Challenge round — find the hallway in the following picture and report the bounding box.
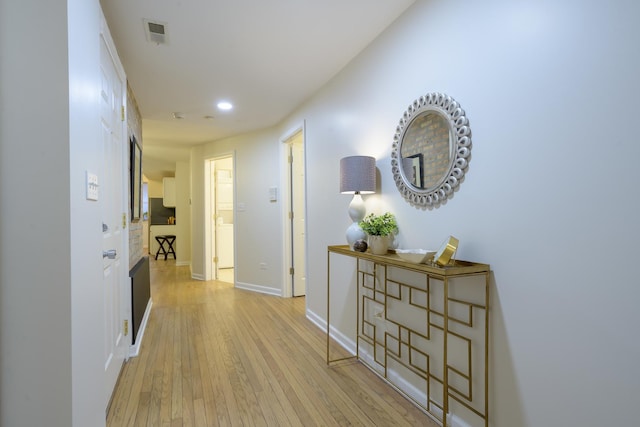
[106,258,437,426]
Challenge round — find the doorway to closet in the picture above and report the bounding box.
[205,155,235,283]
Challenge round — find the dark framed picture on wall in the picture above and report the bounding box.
[130,136,142,221]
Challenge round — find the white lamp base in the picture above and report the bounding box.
[346,193,367,249]
[346,222,367,248]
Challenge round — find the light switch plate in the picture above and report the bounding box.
[268,186,277,202]
[86,171,99,201]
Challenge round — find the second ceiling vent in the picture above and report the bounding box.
[143,19,169,45]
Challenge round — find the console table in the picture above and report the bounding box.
[326,245,490,427]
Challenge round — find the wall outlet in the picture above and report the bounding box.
[259,262,267,270]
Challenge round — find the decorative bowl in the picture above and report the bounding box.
[395,249,436,264]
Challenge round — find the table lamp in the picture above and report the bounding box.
[340,156,376,249]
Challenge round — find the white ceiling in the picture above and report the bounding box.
[100,0,415,180]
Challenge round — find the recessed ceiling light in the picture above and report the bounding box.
[173,112,185,119]
[217,101,233,111]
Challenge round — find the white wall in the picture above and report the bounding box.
[279,1,640,426]
[191,146,206,277]
[190,1,640,425]
[175,161,191,265]
[0,0,106,426]
[0,0,73,424]
[191,129,283,292]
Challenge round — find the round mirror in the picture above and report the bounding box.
[391,93,472,208]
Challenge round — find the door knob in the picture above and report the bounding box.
[103,249,117,259]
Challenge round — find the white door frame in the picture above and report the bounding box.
[280,122,307,297]
[204,153,236,281]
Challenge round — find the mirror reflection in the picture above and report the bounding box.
[390,92,472,209]
[400,111,451,190]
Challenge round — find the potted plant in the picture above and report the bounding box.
[359,212,398,255]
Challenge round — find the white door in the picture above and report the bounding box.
[290,135,306,296]
[208,157,235,279]
[101,33,128,410]
[215,160,234,271]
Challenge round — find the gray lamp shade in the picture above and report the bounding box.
[340,156,376,194]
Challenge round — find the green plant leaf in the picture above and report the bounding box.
[359,212,398,236]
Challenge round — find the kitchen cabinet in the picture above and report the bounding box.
[163,177,176,207]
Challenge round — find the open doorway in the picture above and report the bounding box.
[282,126,307,297]
[204,155,235,282]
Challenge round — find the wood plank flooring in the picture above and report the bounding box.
[107,258,438,427]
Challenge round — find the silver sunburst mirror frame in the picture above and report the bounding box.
[391,92,472,209]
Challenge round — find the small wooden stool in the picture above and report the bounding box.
[155,235,176,260]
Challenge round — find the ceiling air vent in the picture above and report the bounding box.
[143,19,169,45]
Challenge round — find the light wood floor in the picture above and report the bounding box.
[107,258,438,427]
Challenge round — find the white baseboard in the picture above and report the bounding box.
[234,281,282,297]
[129,298,152,358]
[306,308,356,355]
[189,276,281,298]
[305,308,325,330]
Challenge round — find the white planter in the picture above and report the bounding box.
[368,235,390,255]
